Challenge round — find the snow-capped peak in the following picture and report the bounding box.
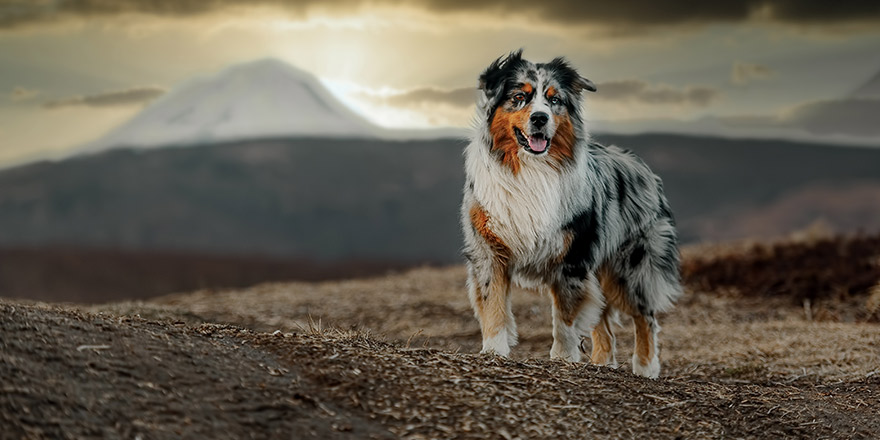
[82,58,382,152]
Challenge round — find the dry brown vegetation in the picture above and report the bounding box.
[683,233,880,321]
[0,247,418,303]
[3,234,880,438]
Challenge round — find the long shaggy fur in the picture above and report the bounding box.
[461,50,682,378]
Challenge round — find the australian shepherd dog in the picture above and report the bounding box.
[461,50,682,378]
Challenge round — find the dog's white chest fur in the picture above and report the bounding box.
[468,151,587,265]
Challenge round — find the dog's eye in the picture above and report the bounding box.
[549,97,562,106]
[513,93,526,103]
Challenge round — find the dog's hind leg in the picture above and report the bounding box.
[606,219,681,378]
[589,307,618,367]
[549,273,604,362]
[632,313,660,378]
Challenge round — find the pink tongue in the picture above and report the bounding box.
[528,136,548,152]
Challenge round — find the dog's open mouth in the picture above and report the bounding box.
[514,127,549,154]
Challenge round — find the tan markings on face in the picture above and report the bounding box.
[489,96,531,176]
[521,83,533,94]
[547,112,576,169]
[546,86,557,98]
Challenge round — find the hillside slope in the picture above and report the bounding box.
[3,299,879,439]
[3,235,880,438]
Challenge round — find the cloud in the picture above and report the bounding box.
[9,86,41,102]
[2,1,879,30]
[719,97,880,137]
[731,62,774,84]
[361,87,476,109]
[43,86,166,109]
[593,80,721,107]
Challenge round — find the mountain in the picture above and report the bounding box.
[2,134,880,264]
[595,69,880,145]
[82,59,383,153]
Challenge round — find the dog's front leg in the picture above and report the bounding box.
[549,272,604,362]
[466,203,516,356]
[467,260,515,356]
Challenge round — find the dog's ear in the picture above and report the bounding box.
[547,57,596,94]
[479,49,523,98]
[576,76,597,93]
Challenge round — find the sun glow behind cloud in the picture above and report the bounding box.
[320,78,471,128]
[0,1,878,166]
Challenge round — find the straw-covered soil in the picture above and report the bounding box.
[3,235,880,438]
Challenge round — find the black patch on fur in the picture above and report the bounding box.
[589,141,606,151]
[615,168,628,205]
[658,197,676,227]
[540,56,594,121]
[629,244,646,268]
[656,231,681,279]
[562,208,599,278]
[629,282,649,316]
[479,49,527,123]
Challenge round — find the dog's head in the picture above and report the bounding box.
[478,50,595,170]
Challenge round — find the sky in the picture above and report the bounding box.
[1,0,880,166]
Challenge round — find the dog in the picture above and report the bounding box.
[460,50,682,378]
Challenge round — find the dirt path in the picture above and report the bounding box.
[3,295,879,439]
[1,302,392,439]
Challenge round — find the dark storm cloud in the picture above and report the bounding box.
[43,86,165,108]
[365,87,476,109]
[594,80,720,107]
[2,0,879,29]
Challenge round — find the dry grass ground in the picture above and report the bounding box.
[3,235,880,438]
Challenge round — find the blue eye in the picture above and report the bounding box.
[550,97,561,105]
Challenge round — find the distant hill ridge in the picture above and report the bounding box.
[1,133,879,263]
[851,70,880,98]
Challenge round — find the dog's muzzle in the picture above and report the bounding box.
[514,127,549,154]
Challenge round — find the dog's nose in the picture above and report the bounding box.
[530,112,549,128]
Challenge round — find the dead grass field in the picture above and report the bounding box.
[3,235,880,438]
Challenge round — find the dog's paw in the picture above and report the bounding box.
[632,355,660,379]
[549,343,582,362]
[481,332,511,357]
